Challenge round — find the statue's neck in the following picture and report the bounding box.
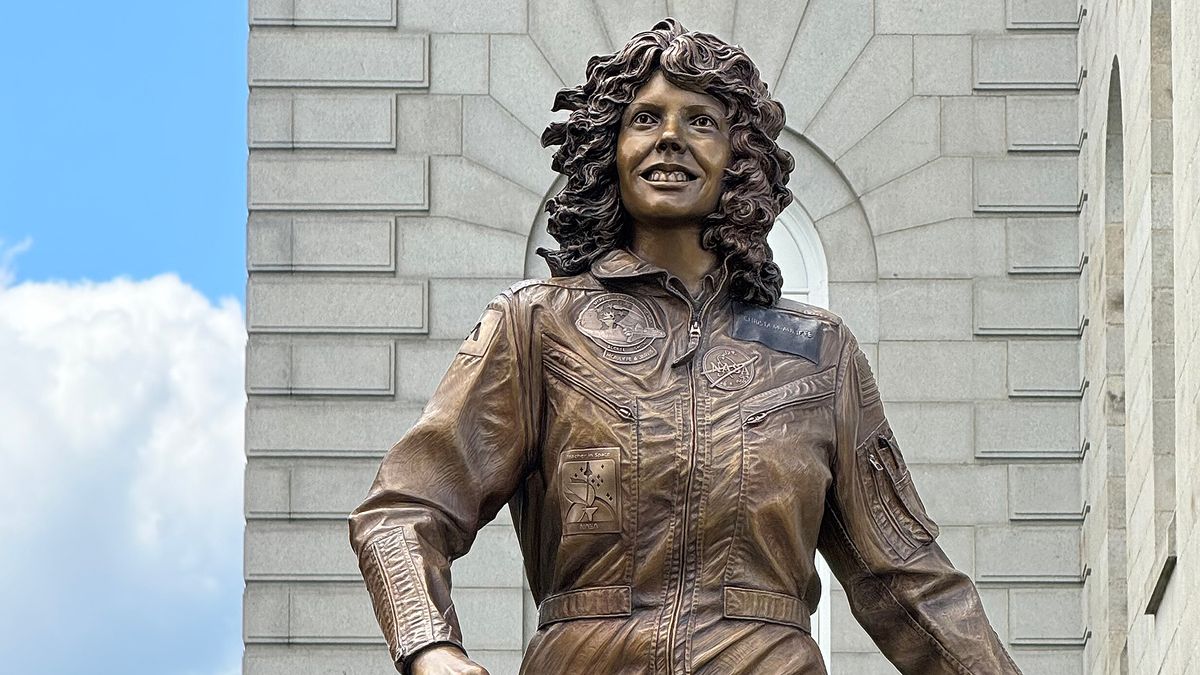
[628,224,718,298]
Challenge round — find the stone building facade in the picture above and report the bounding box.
[242,1,1199,673]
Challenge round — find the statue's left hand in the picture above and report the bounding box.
[407,644,491,675]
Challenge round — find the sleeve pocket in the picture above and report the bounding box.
[856,423,939,562]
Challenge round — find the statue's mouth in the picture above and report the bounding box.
[640,164,698,185]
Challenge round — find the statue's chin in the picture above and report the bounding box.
[625,208,718,232]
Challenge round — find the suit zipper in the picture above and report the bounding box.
[672,316,704,366]
[543,358,635,421]
[664,278,722,673]
[665,313,700,673]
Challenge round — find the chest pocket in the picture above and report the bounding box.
[857,421,940,562]
[542,335,635,422]
[725,366,838,601]
[540,334,638,592]
[739,365,838,427]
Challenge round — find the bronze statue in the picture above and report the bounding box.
[349,18,1022,674]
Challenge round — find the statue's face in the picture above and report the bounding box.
[616,70,732,229]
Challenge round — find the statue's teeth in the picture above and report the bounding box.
[646,170,692,182]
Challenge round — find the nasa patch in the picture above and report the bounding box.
[700,346,759,391]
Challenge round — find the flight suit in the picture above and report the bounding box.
[348,247,1022,674]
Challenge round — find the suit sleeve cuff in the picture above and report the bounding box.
[395,639,469,674]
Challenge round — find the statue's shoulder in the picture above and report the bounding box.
[770,297,843,327]
[502,274,602,302]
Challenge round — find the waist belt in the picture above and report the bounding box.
[536,585,811,634]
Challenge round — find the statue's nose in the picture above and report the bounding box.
[655,133,684,153]
[655,120,685,153]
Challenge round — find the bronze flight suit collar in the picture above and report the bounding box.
[590,247,730,304]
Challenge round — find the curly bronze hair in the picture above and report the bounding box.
[539,17,794,306]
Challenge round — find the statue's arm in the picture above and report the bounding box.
[348,291,537,673]
[817,323,1023,675]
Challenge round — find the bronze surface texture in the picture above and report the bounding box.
[349,18,1021,675]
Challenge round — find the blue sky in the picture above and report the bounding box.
[0,2,247,304]
[0,3,248,674]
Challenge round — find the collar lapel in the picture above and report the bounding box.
[589,247,670,281]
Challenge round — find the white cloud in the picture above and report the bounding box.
[0,242,246,672]
[0,273,246,578]
[0,236,32,287]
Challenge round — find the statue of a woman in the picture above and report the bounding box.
[349,18,1021,675]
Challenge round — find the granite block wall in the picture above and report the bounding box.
[243,1,1196,672]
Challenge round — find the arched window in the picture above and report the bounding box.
[1084,59,1129,674]
[772,205,830,308]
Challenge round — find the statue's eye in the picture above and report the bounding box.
[632,112,656,126]
[693,115,716,128]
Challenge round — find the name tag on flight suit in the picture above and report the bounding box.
[731,301,824,364]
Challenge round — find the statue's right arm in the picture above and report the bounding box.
[348,290,538,674]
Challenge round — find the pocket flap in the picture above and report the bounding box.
[542,334,635,415]
[739,366,837,425]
